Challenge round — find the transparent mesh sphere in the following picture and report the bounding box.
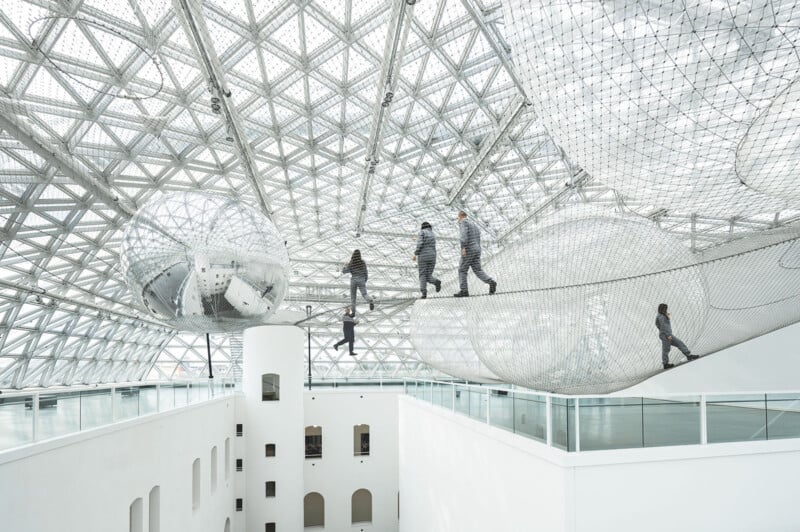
[410,300,502,383]
[502,0,800,214]
[470,217,706,393]
[120,192,290,332]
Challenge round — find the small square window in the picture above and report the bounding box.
[265,523,276,532]
[265,443,276,457]
[235,498,243,512]
[235,458,243,472]
[235,424,243,436]
[265,481,276,497]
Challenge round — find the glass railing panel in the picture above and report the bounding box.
[551,397,575,451]
[707,394,767,443]
[489,391,514,432]
[38,391,80,440]
[0,395,34,450]
[114,387,140,421]
[468,388,487,422]
[159,385,176,411]
[766,393,800,440]
[454,385,470,416]
[513,393,547,443]
[579,397,643,451]
[138,385,158,415]
[642,397,701,447]
[174,384,189,407]
[80,389,112,430]
[438,383,454,410]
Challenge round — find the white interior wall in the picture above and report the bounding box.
[240,325,305,532]
[0,396,235,532]
[303,388,400,532]
[399,396,800,532]
[623,321,800,395]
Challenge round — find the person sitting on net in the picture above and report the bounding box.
[656,303,698,369]
[454,210,496,297]
[334,307,359,356]
[342,249,375,315]
[413,221,441,299]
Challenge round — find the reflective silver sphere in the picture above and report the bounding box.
[120,192,290,332]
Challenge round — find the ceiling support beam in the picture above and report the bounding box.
[173,0,273,219]
[355,0,415,236]
[0,113,135,218]
[460,0,529,98]
[498,169,591,242]
[447,94,528,205]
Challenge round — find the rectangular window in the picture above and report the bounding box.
[262,374,280,401]
[235,499,243,512]
[265,443,276,457]
[236,458,243,472]
[265,481,276,497]
[265,524,276,532]
[235,423,243,436]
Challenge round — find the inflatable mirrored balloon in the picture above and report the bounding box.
[120,191,290,332]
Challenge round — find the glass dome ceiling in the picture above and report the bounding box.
[0,0,797,389]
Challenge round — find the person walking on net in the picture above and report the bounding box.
[343,249,374,315]
[657,303,697,369]
[413,221,441,299]
[454,210,497,297]
[333,307,358,356]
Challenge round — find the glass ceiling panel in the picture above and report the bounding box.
[0,0,795,389]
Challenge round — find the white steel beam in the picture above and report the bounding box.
[173,0,273,219]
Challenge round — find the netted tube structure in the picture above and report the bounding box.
[500,0,800,216]
[411,217,800,393]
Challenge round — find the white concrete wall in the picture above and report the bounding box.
[240,325,305,532]
[624,321,800,395]
[303,388,400,532]
[399,396,570,532]
[399,396,800,532]
[0,396,235,532]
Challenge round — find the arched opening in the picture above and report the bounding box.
[211,446,218,493]
[130,498,143,532]
[224,438,231,480]
[148,486,160,532]
[304,492,325,527]
[224,517,230,532]
[305,425,322,458]
[354,424,370,456]
[351,488,372,524]
[262,373,280,401]
[192,458,201,510]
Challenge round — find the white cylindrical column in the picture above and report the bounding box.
[241,325,304,532]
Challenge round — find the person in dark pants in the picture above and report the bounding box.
[334,307,359,356]
[454,210,496,297]
[656,303,697,369]
[342,249,374,315]
[413,221,441,299]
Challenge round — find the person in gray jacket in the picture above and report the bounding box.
[454,211,497,297]
[413,221,441,299]
[333,307,358,356]
[343,249,374,315]
[656,303,698,369]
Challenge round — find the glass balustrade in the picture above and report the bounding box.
[0,379,234,452]
[405,379,800,453]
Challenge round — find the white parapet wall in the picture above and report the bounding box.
[240,324,305,532]
[399,395,800,532]
[0,395,236,532]
[303,388,400,532]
